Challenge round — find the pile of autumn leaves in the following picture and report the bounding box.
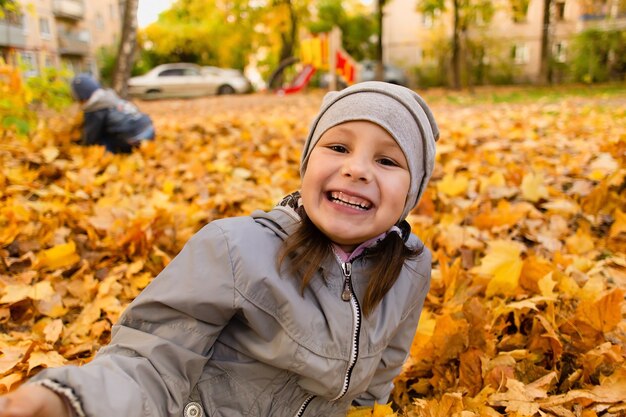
[0,90,625,417]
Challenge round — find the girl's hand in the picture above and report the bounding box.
[0,385,69,417]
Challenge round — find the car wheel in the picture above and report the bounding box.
[218,85,236,95]
[145,89,161,99]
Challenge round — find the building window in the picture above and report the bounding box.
[39,17,51,38]
[110,3,116,20]
[422,13,433,28]
[96,13,104,30]
[555,1,566,20]
[553,41,567,62]
[512,43,529,64]
[21,13,28,33]
[44,54,55,68]
[20,51,38,76]
[422,9,440,28]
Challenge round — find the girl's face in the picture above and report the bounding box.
[301,120,410,252]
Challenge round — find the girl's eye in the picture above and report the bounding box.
[329,145,348,153]
[378,157,399,167]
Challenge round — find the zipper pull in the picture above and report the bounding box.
[341,262,352,301]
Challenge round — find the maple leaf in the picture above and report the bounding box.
[609,208,626,239]
[473,240,525,298]
[521,171,549,202]
[437,173,469,197]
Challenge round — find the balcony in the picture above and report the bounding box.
[578,14,626,31]
[57,31,89,55]
[0,22,27,47]
[52,0,85,20]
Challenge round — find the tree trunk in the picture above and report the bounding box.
[112,0,138,99]
[272,0,297,88]
[451,0,461,89]
[538,0,553,84]
[375,0,385,81]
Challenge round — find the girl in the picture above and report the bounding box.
[0,81,439,417]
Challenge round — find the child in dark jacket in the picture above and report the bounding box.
[71,74,155,154]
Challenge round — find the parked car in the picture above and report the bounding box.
[357,60,409,86]
[128,63,251,99]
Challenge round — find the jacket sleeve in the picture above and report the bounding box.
[354,262,431,405]
[32,223,237,417]
[81,110,107,146]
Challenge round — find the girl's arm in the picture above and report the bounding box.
[0,384,69,417]
[28,223,238,417]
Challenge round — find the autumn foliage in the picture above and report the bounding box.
[1,85,625,417]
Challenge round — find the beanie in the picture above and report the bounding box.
[71,73,100,101]
[300,81,439,222]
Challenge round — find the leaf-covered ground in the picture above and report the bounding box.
[1,87,625,416]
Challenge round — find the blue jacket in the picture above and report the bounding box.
[82,89,153,154]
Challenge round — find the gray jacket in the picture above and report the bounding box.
[34,206,431,417]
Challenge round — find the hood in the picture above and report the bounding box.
[251,205,301,242]
[83,89,120,112]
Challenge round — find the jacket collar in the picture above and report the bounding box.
[251,191,422,253]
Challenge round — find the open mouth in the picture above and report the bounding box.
[328,191,372,211]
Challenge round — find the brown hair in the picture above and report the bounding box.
[278,207,422,317]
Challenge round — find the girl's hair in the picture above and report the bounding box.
[278,207,422,317]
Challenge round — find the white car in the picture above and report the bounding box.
[128,63,251,99]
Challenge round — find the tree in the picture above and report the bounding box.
[112,0,139,98]
[538,0,553,84]
[418,0,494,89]
[308,0,376,62]
[375,0,386,81]
[0,0,19,18]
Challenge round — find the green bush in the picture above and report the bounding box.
[0,64,73,136]
[569,28,626,83]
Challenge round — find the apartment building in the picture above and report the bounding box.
[383,0,626,84]
[0,0,122,76]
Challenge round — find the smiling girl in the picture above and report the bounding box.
[0,81,439,417]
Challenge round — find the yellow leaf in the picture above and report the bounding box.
[437,173,468,197]
[372,402,396,417]
[610,209,626,239]
[565,228,595,255]
[537,272,557,297]
[38,241,80,269]
[41,146,60,163]
[0,284,31,304]
[347,406,373,417]
[0,343,31,374]
[0,281,55,303]
[29,281,55,301]
[521,171,549,202]
[0,373,23,393]
[43,319,64,343]
[474,240,524,298]
[162,180,176,195]
[27,350,66,374]
[479,171,506,193]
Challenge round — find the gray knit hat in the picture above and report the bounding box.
[300,81,439,222]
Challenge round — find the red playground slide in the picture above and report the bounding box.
[277,65,317,95]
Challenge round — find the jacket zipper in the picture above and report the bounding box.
[293,260,363,417]
[332,261,362,401]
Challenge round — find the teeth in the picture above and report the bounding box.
[330,191,371,210]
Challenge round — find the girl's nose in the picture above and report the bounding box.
[341,156,372,182]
